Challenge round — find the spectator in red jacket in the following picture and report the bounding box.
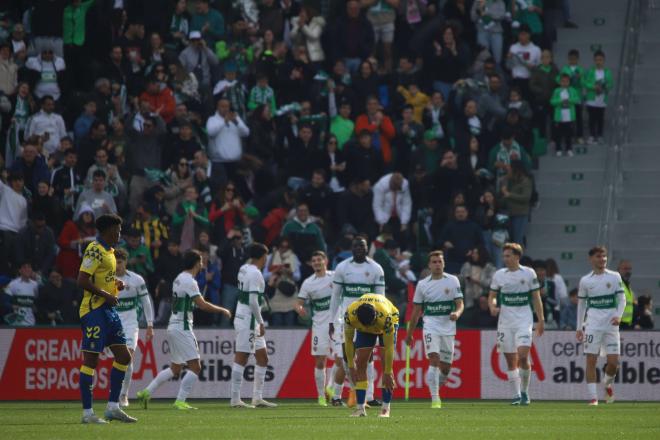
[354,96,396,168]
[139,77,176,123]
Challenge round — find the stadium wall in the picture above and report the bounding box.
[0,329,658,401]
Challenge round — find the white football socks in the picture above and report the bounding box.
[177,371,198,402]
[588,382,598,400]
[507,369,521,397]
[231,363,245,402]
[314,367,326,399]
[253,365,268,401]
[520,367,531,394]
[146,367,175,394]
[426,366,439,400]
[366,362,375,401]
[604,373,615,386]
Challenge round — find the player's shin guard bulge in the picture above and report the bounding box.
[109,361,129,404]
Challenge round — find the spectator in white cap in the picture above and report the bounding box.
[179,30,219,96]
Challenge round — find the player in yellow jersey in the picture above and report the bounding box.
[76,214,136,424]
[344,293,399,418]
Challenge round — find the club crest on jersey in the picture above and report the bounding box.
[606,283,611,289]
[520,279,525,284]
[365,272,370,277]
[445,288,450,295]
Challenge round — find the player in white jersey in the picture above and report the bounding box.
[114,249,155,408]
[5,262,38,326]
[295,250,342,407]
[137,250,231,410]
[329,237,385,407]
[576,246,626,406]
[230,242,277,408]
[406,250,464,409]
[488,243,544,406]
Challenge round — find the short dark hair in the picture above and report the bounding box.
[356,303,377,326]
[92,169,107,179]
[8,171,24,182]
[594,50,605,58]
[569,288,578,297]
[588,246,607,257]
[95,214,122,233]
[248,242,269,260]
[568,49,580,57]
[182,249,202,270]
[41,95,54,105]
[532,259,547,271]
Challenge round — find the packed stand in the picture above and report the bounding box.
[0,0,620,328]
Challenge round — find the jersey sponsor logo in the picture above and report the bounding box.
[311,296,331,311]
[587,294,616,308]
[501,292,530,306]
[423,301,455,316]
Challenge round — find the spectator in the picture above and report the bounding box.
[206,97,250,187]
[209,182,247,242]
[17,211,57,277]
[194,245,222,325]
[265,237,302,326]
[4,262,39,326]
[372,172,412,246]
[506,24,541,101]
[473,189,501,267]
[168,121,202,168]
[617,259,635,330]
[10,140,50,196]
[25,48,66,101]
[248,72,277,114]
[0,172,28,274]
[545,258,568,323]
[583,50,613,144]
[286,124,318,189]
[168,0,191,51]
[85,148,125,199]
[164,156,194,214]
[373,239,408,305]
[459,245,497,309]
[74,169,117,218]
[0,43,18,95]
[290,6,326,65]
[438,204,483,274]
[37,268,80,325]
[426,24,471,101]
[132,202,169,260]
[635,295,654,330]
[179,31,219,92]
[281,203,327,261]
[397,83,430,124]
[215,228,246,327]
[24,96,67,156]
[153,240,183,324]
[463,293,498,328]
[488,128,532,190]
[77,120,110,173]
[507,87,533,122]
[122,227,155,280]
[559,288,579,330]
[355,96,395,169]
[5,82,37,167]
[73,99,97,142]
[172,185,209,252]
[55,205,95,279]
[394,105,424,174]
[126,114,166,211]
[139,76,176,124]
[190,0,225,46]
[471,0,507,64]
[550,73,581,156]
[298,170,332,221]
[557,49,585,144]
[328,91,355,151]
[32,180,64,231]
[332,0,375,73]
[63,0,95,91]
[500,160,533,246]
[310,135,347,192]
[529,49,559,142]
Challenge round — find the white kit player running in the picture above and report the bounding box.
[488,243,544,406]
[295,251,340,407]
[329,237,385,407]
[137,250,231,410]
[406,250,464,409]
[576,246,626,406]
[230,243,277,408]
[114,249,154,408]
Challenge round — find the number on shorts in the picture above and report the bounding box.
[425,333,432,344]
[249,333,255,343]
[313,336,318,346]
[586,334,594,343]
[497,332,505,342]
[86,326,100,339]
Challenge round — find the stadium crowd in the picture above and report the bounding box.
[0,0,651,330]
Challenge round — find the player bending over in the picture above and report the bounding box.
[76,214,136,424]
[576,246,626,405]
[230,243,277,408]
[114,248,154,407]
[137,250,231,409]
[295,251,338,406]
[344,293,399,418]
[406,250,464,408]
[488,243,544,405]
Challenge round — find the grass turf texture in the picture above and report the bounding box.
[2,400,659,439]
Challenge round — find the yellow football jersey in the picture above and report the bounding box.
[79,240,118,317]
[344,293,400,335]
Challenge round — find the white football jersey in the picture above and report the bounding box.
[168,271,201,331]
[298,271,334,328]
[490,265,540,329]
[413,274,463,336]
[6,277,38,326]
[332,257,385,315]
[116,271,149,329]
[578,269,625,331]
[235,263,266,329]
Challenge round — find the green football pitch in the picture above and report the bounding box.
[2,400,659,440]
